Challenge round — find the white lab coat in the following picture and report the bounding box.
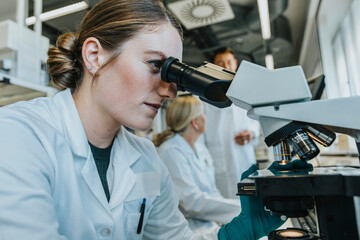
[158,134,241,239]
[203,103,260,199]
[0,89,195,240]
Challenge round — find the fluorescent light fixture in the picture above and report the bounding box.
[257,0,271,40]
[265,54,274,69]
[26,1,88,26]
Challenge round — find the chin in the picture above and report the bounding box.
[126,120,153,132]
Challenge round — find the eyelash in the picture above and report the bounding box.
[148,60,163,73]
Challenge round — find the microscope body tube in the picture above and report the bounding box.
[161,57,233,108]
[166,61,225,100]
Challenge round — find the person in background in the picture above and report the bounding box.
[0,0,284,239]
[153,96,241,239]
[202,47,261,199]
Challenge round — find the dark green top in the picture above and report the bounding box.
[88,141,113,202]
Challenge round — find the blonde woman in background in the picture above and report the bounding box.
[153,96,241,239]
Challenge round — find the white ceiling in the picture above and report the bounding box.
[0,0,311,68]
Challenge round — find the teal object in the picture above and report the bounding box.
[268,159,313,171]
[266,159,314,177]
[218,165,285,240]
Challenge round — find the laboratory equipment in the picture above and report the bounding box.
[161,57,233,108]
[268,227,317,240]
[161,57,360,239]
[161,57,359,163]
[0,20,50,85]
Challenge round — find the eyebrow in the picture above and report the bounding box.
[144,50,167,60]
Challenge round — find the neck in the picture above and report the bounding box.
[73,82,119,148]
[180,128,200,151]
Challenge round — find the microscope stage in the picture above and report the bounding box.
[238,165,360,197]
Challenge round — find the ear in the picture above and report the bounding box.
[82,37,106,75]
[191,118,199,130]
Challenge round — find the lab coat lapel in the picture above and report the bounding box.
[53,90,111,213]
[53,91,141,211]
[52,89,90,157]
[81,150,111,213]
[109,128,140,209]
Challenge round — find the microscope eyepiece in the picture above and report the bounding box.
[160,57,183,84]
[161,57,234,108]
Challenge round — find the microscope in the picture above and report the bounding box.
[161,57,360,240]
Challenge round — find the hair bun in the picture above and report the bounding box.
[47,32,82,89]
[56,32,78,56]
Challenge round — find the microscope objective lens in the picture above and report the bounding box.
[273,140,291,164]
[287,130,319,161]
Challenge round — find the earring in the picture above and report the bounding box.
[88,66,92,70]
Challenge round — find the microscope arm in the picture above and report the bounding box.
[246,96,360,142]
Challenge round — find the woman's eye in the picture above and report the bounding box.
[149,60,163,71]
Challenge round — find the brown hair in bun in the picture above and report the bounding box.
[47,0,183,91]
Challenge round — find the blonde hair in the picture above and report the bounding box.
[153,96,203,147]
[47,0,183,90]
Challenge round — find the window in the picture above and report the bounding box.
[332,0,360,96]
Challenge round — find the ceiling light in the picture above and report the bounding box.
[265,54,274,69]
[26,1,88,26]
[167,0,235,30]
[257,0,271,40]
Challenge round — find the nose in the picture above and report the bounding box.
[158,80,177,100]
[224,63,231,71]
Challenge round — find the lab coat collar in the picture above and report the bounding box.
[53,90,112,212]
[108,128,140,208]
[81,149,111,213]
[112,127,142,166]
[173,133,200,156]
[53,90,142,210]
[52,89,142,165]
[52,89,89,158]
[79,127,141,212]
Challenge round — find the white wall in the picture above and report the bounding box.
[0,0,17,22]
[299,0,359,99]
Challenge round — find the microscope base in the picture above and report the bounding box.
[238,166,360,240]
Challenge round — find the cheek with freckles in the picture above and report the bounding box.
[112,64,149,105]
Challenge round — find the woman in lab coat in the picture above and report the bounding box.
[153,96,241,238]
[0,0,191,239]
[0,0,283,239]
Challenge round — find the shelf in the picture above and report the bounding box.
[0,83,46,106]
[0,72,59,97]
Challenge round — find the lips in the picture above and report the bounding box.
[145,103,162,113]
